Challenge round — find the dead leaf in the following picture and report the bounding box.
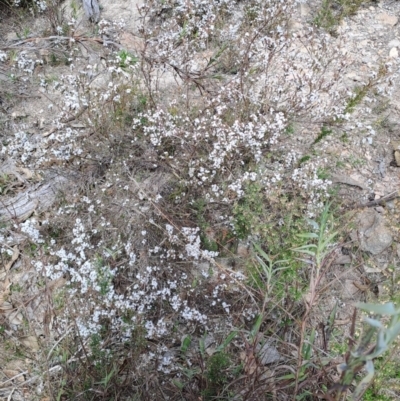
[48,277,66,291]
[240,350,257,375]
[331,173,368,189]
[2,369,25,384]
[0,300,13,313]
[335,318,351,325]
[0,278,11,303]
[8,309,24,325]
[17,167,33,179]
[19,335,40,351]
[5,246,20,272]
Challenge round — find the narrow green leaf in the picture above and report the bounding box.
[181,335,191,354]
[253,243,271,262]
[385,321,400,344]
[352,360,374,400]
[293,250,317,257]
[327,302,337,328]
[296,233,319,239]
[250,315,263,338]
[199,335,206,357]
[293,244,318,250]
[355,302,397,316]
[278,373,295,380]
[363,317,383,329]
[305,218,319,230]
[216,330,238,352]
[173,379,185,390]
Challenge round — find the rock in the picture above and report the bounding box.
[237,241,249,257]
[11,110,28,119]
[395,151,400,167]
[300,3,310,18]
[342,279,360,299]
[356,209,392,255]
[256,340,281,365]
[82,0,100,22]
[334,254,351,265]
[391,140,400,151]
[346,72,363,82]
[331,173,368,189]
[388,39,400,48]
[6,32,18,42]
[389,47,399,58]
[376,13,398,26]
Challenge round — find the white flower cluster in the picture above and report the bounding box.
[12,0,46,11]
[27,203,235,341]
[19,218,44,243]
[15,52,38,75]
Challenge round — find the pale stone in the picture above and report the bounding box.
[346,72,363,82]
[300,3,310,17]
[376,13,398,26]
[388,39,400,48]
[389,47,399,58]
[357,209,393,255]
[6,32,18,41]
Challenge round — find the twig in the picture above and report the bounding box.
[360,190,399,208]
[60,105,88,123]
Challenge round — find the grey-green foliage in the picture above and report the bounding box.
[338,302,400,400]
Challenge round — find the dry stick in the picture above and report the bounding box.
[60,105,88,123]
[359,190,399,208]
[7,388,15,401]
[0,35,122,52]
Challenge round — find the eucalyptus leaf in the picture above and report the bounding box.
[385,321,400,344]
[355,302,397,316]
[363,317,383,329]
[352,360,374,400]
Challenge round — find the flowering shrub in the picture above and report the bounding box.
[1,0,398,398]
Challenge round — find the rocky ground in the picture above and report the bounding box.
[2,0,400,399]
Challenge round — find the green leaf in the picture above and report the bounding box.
[363,317,383,329]
[293,244,318,250]
[293,250,317,257]
[216,330,238,352]
[296,233,319,239]
[355,302,398,316]
[199,334,206,357]
[253,243,271,262]
[279,373,295,380]
[327,302,337,328]
[385,321,400,344]
[250,315,263,339]
[173,379,185,390]
[181,335,191,354]
[352,360,374,400]
[305,218,319,230]
[302,329,315,360]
